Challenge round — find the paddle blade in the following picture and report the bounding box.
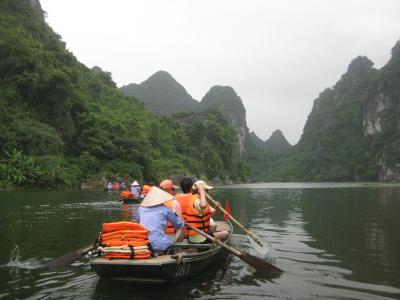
[241,251,283,273]
[248,234,272,256]
[40,244,95,269]
[222,200,232,221]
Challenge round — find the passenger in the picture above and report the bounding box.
[130,180,140,199]
[141,183,152,199]
[107,182,112,190]
[137,187,184,254]
[159,179,183,236]
[190,180,230,242]
[174,177,197,222]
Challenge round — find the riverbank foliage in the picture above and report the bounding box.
[0,1,248,188]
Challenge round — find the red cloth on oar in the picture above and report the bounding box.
[223,200,232,221]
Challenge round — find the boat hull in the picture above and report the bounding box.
[91,221,232,283]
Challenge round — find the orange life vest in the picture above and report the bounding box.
[100,221,151,259]
[174,193,198,221]
[142,185,152,196]
[185,197,211,236]
[120,190,134,199]
[164,200,176,234]
[102,221,148,233]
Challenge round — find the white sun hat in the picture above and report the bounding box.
[193,180,213,190]
[140,186,174,207]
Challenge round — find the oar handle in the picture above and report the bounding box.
[185,223,243,257]
[205,193,263,247]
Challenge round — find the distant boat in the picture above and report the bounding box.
[119,190,141,203]
[90,221,233,283]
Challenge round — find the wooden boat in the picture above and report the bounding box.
[90,221,233,283]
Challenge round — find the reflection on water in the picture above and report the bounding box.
[0,184,400,299]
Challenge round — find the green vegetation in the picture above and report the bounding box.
[0,0,248,189]
[260,52,400,182]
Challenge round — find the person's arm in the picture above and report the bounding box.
[166,207,184,230]
[166,207,185,242]
[198,186,208,210]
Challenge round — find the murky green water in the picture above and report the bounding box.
[0,183,400,299]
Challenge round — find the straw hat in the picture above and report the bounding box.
[131,180,139,186]
[193,180,213,190]
[140,186,173,207]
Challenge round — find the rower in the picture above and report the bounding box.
[137,187,184,254]
[189,180,230,242]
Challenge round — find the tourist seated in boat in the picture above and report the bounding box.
[107,182,112,190]
[190,180,230,242]
[174,177,197,222]
[137,187,184,254]
[159,179,183,237]
[130,180,141,199]
[140,183,152,199]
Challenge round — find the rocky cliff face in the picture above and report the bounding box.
[266,43,400,182]
[362,41,400,180]
[198,86,249,156]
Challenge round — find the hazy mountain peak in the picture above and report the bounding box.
[345,56,374,78]
[120,71,198,115]
[200,85,246,123]
[264,129,291,154]
[144,70,175,83]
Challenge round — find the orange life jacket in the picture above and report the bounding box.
[164,200,176,234]
[185,197,211,236]
[100,221,151,259]
[102,221,148,233]
[120,190,134,199]
[142,185,152,196]
[174,193,198,221]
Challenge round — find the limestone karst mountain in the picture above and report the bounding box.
[265,44,400,181]
[120,71,198,115]
[120,74,252,157]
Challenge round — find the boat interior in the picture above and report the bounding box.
[91,221,231,265]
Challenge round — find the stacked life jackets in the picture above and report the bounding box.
[99,221,152,259]
[175,193,211,236]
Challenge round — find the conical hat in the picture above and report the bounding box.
[140,186,173,207]
[131,180,139,186]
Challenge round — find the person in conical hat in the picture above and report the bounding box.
[130,180,140,198]
[137,187,185,254]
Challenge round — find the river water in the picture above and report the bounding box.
[0,183,399,299]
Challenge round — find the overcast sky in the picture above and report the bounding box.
[40,0,400,144]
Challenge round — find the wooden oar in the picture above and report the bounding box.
[40,244,96,269]
[185,223,283,273]
[205,193,272,256]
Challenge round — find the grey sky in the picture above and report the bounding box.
[40,0,400,144]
